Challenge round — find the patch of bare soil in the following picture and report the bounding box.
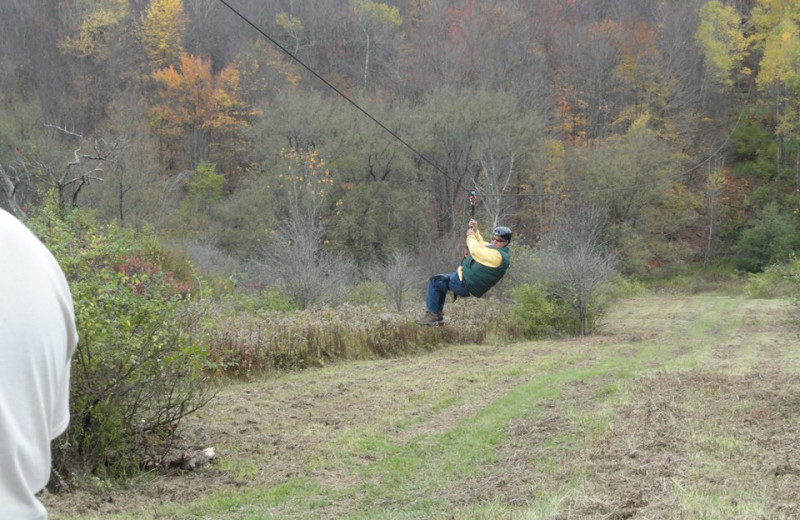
[459,368,800,519]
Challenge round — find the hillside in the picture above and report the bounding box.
[48,293,800,519]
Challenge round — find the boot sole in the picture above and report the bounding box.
[415,320,445,327]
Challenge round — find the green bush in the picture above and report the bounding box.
[596,275,646,302]
[511,283,572,338]
[746,255,800,299]
[734,203,800,272]
[26,203,213,480]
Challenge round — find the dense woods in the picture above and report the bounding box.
[3,0,799,277]
[5,0,800,485]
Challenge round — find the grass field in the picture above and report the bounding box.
[47,293,800,519]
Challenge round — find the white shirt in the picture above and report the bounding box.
[0,209,78,520]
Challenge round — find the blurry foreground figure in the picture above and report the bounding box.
[0,208,78,519]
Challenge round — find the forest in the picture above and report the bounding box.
[4,0,800,486]
[4,0,798,278]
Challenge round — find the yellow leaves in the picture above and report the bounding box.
[278,148,333,194]
[756,17,800,89]
[751,0,800,32]
[630,113,651,132]
[353,0,402,30]
[696,1,752,87]
[745,0,800,90]
[276,12,303,33]
[141,0,188,70]
[59,0,128,59]
[543,138,565,167]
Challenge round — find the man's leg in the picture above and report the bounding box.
[425,275,450,314]
[415,275,449,325]
[447,272,470,299]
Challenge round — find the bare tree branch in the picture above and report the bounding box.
[44,123,83,139]
[0,162,25,217]
[44,125,120,209]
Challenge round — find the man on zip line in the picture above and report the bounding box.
[415,218,512,326]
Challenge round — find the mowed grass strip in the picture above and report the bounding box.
[50,294,800,520]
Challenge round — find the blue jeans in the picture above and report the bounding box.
[425,272,470,314]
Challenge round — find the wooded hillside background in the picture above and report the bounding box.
[2,0,797,280]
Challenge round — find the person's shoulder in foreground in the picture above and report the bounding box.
[0,208,79,520]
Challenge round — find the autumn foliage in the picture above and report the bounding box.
[151,52,256,172]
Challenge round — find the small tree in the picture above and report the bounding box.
[538,204,617,336]
[375,251,422,311]
[352,0,402,90]
[257,148,355,309]
[734,202,800,272]
[259,220,356,309]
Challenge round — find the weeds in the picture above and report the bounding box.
[206,298,519,377]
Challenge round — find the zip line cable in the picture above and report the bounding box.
[216,0,746,208]
[215,0,452,183]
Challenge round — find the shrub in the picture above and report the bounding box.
[596,275,646,302]
[511,283,565,338]
[734,203,800,272]
[746,255,800,299]
[26,203,213,481]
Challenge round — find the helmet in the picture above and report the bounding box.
[492,226,512,243]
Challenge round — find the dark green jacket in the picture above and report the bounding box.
[461,245,510,297]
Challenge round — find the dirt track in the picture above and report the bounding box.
[47,294,800,519]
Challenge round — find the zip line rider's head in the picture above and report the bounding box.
[491,226,512,246]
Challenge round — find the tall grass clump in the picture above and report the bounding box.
[207,297,517,378]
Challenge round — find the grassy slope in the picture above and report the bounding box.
[48,293,800,519]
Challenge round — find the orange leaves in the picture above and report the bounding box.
[277,147,336,226]
[153,53,213,127]
[279,147,334,193]
[151,52,257,167]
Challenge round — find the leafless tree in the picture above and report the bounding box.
[0,161,27,217]
[538,204,617,336]
[475,104,542,229]
[371,251,423,311]
[1,126,118,215]
[44,125,119,210]
[256,219,356,309]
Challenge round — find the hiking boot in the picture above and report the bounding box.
[415,311,444,326]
